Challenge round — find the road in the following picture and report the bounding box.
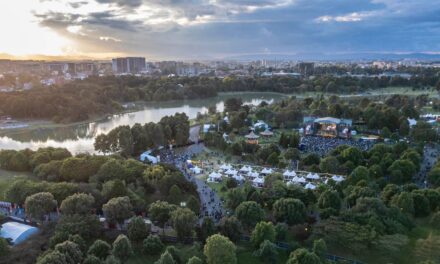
[415,143,439,188]
[189,125,201,143]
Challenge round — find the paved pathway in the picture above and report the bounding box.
[415,143,439,188]
[164,143,225,224]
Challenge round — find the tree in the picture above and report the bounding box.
[102,180,127,201]
[56,214,101,241]
[348,166,370,185]
[428,168,440,187]
[54,241,83,264]
[226,188,245,210]
[235,201,265,229]
[143,235,164,255]
[388,159,416,184]
[412,192,431,217]
[0,238,9,257]
[430,212,440,229]
[105,255,121,264]
[164,246,182,264]
[88,240,111,260]
[199,217,216,243]
[37,250,67,264]
[83,255,102,264]
[219,216,242,242]
[286,248,321,264]
[127,216,150,243]
[266,152,279,167]
[392,192,415,215]
[60,193,95,215]
[112,235,133,261]
[318,190,341,210]
[312,239,327,260]
[254,240,278,264]
[319,156,339,174]
[149,201,176,233]
[25,192,57,221]
[273,198,306,225]
[155,251,175,264]
[103,196,133,225]
[251,221,276,248]
[186,256,202,264]
[275,223,288,241]
[187,195,200,215]
[204,234,237,264]
[171,208,197,241]
[168,185,183,205]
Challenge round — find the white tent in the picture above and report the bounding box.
[209,172,222,179]
[252,177,265,187]
[261,168,274,175]
[140,152,158,164]
[240,165,252,172]
[208,172,222,183]
[306,173,320,180]
[191,166,202,174]
[305,182,316,190]
[283,170,296,177]
[220,164,232,170]
[233,175,245,182]
[248,171,259,178]
[292,176,307,184]
[225,169,238,176]
[331,175,345,182]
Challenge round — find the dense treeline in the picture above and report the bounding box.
[0,73,439,123]
[94,113,190,156]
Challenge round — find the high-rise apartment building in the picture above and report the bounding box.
[112,57,146,74]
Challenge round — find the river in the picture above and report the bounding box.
[0,92,286,154]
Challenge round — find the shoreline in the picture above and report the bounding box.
[0,87,435,135]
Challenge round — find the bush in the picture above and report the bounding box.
[143,235,164,255]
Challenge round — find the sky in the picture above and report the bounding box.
[0,0,440,60]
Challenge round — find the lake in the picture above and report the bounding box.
[0,92,286,154]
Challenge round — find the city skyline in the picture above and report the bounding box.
[1,0,440,60]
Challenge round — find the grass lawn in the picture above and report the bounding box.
[0,169,34,200]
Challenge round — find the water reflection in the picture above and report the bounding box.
[0,92,285,154]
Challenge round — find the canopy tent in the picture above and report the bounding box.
[331,175,345,182]
[140,152,158,164]
[225,169,238,176]
[207,172,222,182]
[283,170,296,177]
[220,164,232,170]
[209,172,222,179]
[191,166,202,174]
[248,171,259,178]
[305,182,317,190]
[306,173,320,180]
[292,176,306,183]
[233,175,245,182]
[239,165,252,172]
[261,168,274,175]
[252,177,265,187]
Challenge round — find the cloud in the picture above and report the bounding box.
[316,12,374,23]
[27,0,440,58]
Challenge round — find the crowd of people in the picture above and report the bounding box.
[159,144,225,223]
[300,135,376,156]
